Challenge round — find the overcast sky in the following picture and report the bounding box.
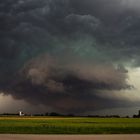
[1,0,140,115]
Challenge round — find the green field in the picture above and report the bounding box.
[0,117,140,134]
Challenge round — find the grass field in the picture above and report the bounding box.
[0,117,140,134]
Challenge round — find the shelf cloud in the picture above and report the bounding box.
[0,0,140,113]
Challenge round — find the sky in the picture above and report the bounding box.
[1,0,140,116]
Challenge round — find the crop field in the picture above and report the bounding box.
[0,117,140,134]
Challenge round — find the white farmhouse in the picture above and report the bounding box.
[19,111,25,116]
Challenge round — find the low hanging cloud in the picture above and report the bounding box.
[2,54,131,112]
[0,0,140,113]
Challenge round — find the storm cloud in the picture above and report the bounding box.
[0,0,140,113]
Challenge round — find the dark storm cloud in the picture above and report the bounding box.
[6,54,130,112]
[0,0,140,113]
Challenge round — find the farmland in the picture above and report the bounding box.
[0,117,140,134]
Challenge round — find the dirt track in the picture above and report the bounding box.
[0,135,140,140]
